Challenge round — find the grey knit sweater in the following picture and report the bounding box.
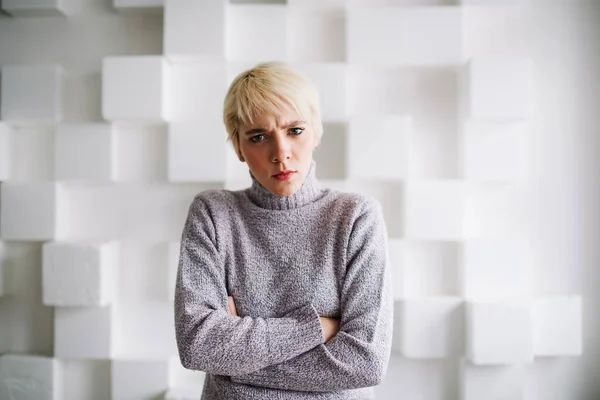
[174,159,393,400]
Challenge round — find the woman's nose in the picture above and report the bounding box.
[271,136,292,163]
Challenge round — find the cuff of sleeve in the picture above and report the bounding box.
[266,303,324,364]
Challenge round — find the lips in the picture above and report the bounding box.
[273,170,295,177]
[273,170,296,181]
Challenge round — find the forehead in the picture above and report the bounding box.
[243,106,303,129]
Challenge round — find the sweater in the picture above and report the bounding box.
[174,159,394,400]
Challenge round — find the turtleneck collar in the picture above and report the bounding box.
[246,159,323,211]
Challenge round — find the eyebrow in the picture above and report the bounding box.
[244,120,306,135]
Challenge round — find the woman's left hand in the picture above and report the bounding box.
[228,296,238,316]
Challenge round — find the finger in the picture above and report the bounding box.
[228,296,238,316]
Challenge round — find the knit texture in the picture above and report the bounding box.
[174,160,394,400]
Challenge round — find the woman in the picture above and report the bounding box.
[174,62,393,399]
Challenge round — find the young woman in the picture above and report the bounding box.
[174,61,393,400]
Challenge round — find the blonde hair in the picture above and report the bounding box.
[223,62,323,158]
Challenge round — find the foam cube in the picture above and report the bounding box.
[465,58,533,120]
[347,116,411,180]
[460,238,533,300]
[55,305,118,359]
[347,7,463,66]
[167,242,180,301]
[405,181,466,240]
[112,359,171,400]
[313,123,346,180]
[293,63,347,122]
[1,64,63,124]
[164,0,226,60]
[460,360,526,400]
[388,239,406,301]
[0,182,68,241]
[532,296,582,357]
[461,121,529,181]
[404,241,460,297]
[168,120,228,182]
[288,6,345,62]
[168,60,227,121]
[42,241,118,307]
[0,354,63,400]
[400,297,464,359]
[467,300,534,365]
[461,0,520,4]
[1,0,75,16]
[102,56,171,123]
[226,4,288,62]
[55,124,116,182]
[0,123,10,181]
[113,0,163,13]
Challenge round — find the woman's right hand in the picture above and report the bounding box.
[319,317,340,344]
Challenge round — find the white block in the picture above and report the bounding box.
[168,61,227,121]
[0,123,10,180]
[168,120,228,182]
[467,300,534,365]
[460,360,526,400]
[0,182,68,241]
[55,305,118,359]
[226,4,288,62]
[388,239,405,301]
[1,0,75,16]
[113,0,163,13]
[401,297,464,359]
[347,7,463,66]
[532,296,582,357]
[168,242,180,301]
[165,387,204,400]
[102,56,171,123]
[466,58,533,120]
[288,6,345,62]
[168,355,205,393]
[293,63,347,122]
[461,0,520,5]
[0,242,6,297]
[462,121,529,181]
[404,241,460,297]
[1,64,63,124]
[55,124,116,182]
[112,359,171,400]
[347,116,411,180]
[164,0,225,60]
[42,241,118,307]
[0,354,63,400]
[405,181,466,240]
[460,239,533,300]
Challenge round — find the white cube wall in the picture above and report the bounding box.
[42,241,119,307]
[0,242,6,297]
[55,124,117,182]
[0,182,68,241]
[405,181,466,240]
[288,6,345,62]
[168,121,228,182]
[462,121,529,181]
[460,361,526,400]
[164,0,225,60]
[102,56,171,123]
[460,238,533,300]
[1,0,75,16]
[55,305,118,359]
[532,296,582,357]
[400,297,464,359]
[112,359,171,400]
[294,63,348,122]
[168,241,180,301]
[466,58,533,120]
[113,0,163,12]
[0,354,63,400]
[0,123,10,181]
[467,300,534,365]
[1,64,63,124]
[347,116,411,180]
[388,239,405,301]
[347,7,463,66]
[226,4,288,62]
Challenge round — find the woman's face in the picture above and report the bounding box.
[238,107,318,196]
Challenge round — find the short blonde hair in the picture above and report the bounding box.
[223,62,323,158]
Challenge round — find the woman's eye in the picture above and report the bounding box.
[250,134,265,143]
[289,127,304,135]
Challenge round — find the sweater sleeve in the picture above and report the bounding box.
[230,197,394,391]
[174,194,325,376]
